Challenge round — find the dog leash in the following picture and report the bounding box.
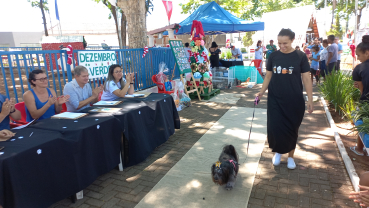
[247,96,259,154]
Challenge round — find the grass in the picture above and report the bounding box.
[319,70,360,120]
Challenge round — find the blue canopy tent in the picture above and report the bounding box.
[163,1,264,35]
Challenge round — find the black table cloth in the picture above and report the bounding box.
[30,115,122,190]
[0,128,79,208]
[81,93,180,167]
[0,93,180,208]
[220,60,244,68]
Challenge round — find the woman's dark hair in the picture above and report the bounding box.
[28,69,45,87]
[104,64,125,91]
[278,28,295,40]
[322,39,328,45]
[312,45,320,51]
[185,42,189,47]
[256,40,262,46]
[211,42,218,48]
[357,35,369,53]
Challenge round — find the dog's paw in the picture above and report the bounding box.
[225,184,234,190]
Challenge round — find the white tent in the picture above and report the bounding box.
[254,5,316,48]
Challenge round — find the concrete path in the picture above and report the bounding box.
[51,86,358,208]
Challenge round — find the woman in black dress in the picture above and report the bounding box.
[209,42,221,68]
[256,29,314,169]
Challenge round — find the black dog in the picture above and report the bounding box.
[211,145,239,190]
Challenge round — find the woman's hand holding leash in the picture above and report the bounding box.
[255,92,264,100]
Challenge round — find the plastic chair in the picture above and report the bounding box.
[151,75,174,95]
[61,103,67,113]
[250,59,263,76]
[98,91,103,101]
[9,102,29,128]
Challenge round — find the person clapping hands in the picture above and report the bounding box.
[101,65,135,101]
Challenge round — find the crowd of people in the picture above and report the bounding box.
[0,65,135,141]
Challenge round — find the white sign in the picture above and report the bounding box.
[78,51,117,79]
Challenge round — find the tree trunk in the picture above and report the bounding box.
[110,5,122,49]
[117,0,146,48]
[121,11,127,47]
[40,0,48,36]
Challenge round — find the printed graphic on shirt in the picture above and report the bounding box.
[289,66,294,74]
[282,68,288,74]
[275,66,293,75]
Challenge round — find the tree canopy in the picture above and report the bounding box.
[28,0,49,36]
[180,0,314,20]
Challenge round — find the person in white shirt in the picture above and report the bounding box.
[101,64,135,101]
[231,46,242,59]
[255,40,264,71]
[319,39,329,81]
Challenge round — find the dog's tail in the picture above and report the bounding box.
[223,145,238,162]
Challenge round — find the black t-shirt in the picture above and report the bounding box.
[267,50,310,98]
[352,59,369,101]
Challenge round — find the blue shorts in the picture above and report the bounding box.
[320,60,328,76]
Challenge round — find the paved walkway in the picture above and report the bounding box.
[51,86,358,208]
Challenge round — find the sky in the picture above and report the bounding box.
[0,0,190,33]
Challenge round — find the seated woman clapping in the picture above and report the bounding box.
[23,70,70,122]
[101,64,135,101]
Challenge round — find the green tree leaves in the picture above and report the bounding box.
[242,31,256,48]
[180,0,313,20]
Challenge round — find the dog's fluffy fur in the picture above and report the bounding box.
[211,145,239,190]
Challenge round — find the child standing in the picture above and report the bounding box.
[319,39,329,80]
[351,35,369,156]
[310,45,320,85]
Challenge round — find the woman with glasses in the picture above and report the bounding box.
[23,69,69,122]
[101,64,135,101]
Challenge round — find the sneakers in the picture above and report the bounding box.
[272,153,281,166]
[287,157,296,169]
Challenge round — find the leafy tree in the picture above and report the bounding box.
[28,0,49,36]
[93,0,127,48]
[242,31,256,48]
[180,0,313,20]
[326,14,344,38]
[313,0,367,31]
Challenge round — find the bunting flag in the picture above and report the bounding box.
[162,1,173,23]
[55,0,60,20]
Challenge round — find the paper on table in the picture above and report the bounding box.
[89,107,122,113]
[125,94,145,98]
[12,119,38,130]
[52,112,88,119]
[93,101,121,106]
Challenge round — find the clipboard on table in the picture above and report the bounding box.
[93,101,122,106]
[51,112,88,119]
